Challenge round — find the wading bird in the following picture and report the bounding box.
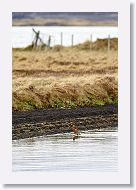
[71,125,80,141]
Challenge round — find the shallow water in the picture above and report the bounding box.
[12,127,118,172]
[12,26,118,48]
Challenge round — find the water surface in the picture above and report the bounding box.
[12,127,118,172]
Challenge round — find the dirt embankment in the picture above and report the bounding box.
[12,104,118,140]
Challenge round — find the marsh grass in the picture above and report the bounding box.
[12,40,118,111]
[13,76,118,111]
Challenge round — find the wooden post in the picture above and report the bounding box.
[32,28,46,50]
[71,34,74,46]
[90,34,92,42]
[90,34,92,50]
[48,35,51,48]
[33,30,40,48]
[108,34,110,52]
[61,32,63,46]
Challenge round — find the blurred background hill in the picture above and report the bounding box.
[12,12,118,26]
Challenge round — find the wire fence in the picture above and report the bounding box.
[34,31,114,52]
[12,27,118,51]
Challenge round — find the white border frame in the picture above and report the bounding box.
[0,0,130,184]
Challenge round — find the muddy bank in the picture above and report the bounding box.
[12,104,118,140]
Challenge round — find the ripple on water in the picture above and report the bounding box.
[12,127,118,172]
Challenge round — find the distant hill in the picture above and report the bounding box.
[12,12,118,26]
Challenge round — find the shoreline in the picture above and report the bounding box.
[12,104,118,140]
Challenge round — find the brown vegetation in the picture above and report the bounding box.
[12,40,118,111]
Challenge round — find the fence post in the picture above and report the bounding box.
[48,35,51,48]
[61,32,63,46]
[32,29,40,48]
[71,34,74,46]
[108,34,110,52]
[90,34,92,42]
[90,34,92,50]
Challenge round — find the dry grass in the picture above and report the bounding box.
[12,41,118,111]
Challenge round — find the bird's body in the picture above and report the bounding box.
[72,127,80,135]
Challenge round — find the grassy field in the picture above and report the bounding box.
[12,39,118,111]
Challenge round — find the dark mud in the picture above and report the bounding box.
[12,104,118,140]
